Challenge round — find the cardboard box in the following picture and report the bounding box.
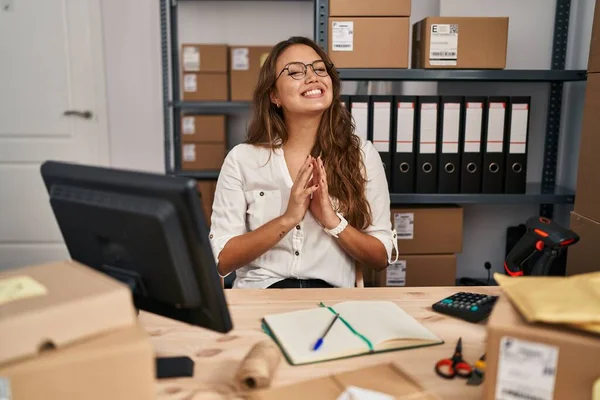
[181,115,226,143]
[329,0,411,17]
[182,143,226,171]
[567,211,600,276]
[197,180,217,224]
[391,205,463,254]
[375,254,457,287]
[181,44,228,73]
[574,73,600,221]
[588,2,600,73]
[0,261,137,366]
[0,325,155,400]
[0,261,154,400]
[483,295,600,400]
[412,17,509,69]
[182,72,228,101]
[229,46,272,101]
[328,17,409,68]
[249,363,436,399]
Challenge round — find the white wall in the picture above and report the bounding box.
[99,0,595,280]
[100,0,165,173]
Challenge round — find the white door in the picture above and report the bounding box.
[0,0,110,270]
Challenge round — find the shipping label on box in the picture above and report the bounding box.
[183,46,200,71]
[331,21,354,51]
[394,212,414,239]
[184,74,197,92]
[182,116,195,135]
[495,337,559,400]
[232,48,250,71]
[183,144,196,162]
[386,261,406,287]
[429,24,458,66]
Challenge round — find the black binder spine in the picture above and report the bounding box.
[392,96,417,193]
[482,96,509,194]
[460,97,486,193]
[505,96,531,194]
[438,96,464,193]
[415,96,440,193]
[349,95,372,143]
[370,96,393,185]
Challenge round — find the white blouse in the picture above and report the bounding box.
[208,138,397,289]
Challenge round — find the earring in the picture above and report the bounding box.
[276,103,281,108]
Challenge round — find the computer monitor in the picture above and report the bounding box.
[41,161,233,377]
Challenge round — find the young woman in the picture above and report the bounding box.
[208,36,397,289]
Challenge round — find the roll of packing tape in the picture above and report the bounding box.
[235,340,282,391]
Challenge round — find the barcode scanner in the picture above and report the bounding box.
[504,216,580,277]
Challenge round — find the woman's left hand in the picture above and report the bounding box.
[309,156,341,230]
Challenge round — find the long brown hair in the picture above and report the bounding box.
[246,36,372,230]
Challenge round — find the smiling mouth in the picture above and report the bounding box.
[301,88,323,97]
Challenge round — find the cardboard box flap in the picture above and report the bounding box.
[249,363,436,399]
[0,261,137,367]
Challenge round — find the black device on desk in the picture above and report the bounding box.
[504,216,579,276]
[41,161,233,379]
[432,292,498,323]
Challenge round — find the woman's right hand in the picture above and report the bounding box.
[283,155,319,225]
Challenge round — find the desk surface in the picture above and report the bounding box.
[139,286,501,400]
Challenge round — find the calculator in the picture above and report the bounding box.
[432,292,499,323]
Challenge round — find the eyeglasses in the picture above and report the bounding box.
[276,60,331,80]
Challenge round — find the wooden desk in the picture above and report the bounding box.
[139,286,500,400]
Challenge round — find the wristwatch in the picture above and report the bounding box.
[323,212,348,238]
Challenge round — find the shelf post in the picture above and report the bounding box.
[169,0,182,173]
[314,0,328,51]
[160,0,173,174]
[541,0,571,218]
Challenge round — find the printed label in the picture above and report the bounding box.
[396,102,415,153]
[351,102,368,142]
[332,21,354,51]
[183,144,196,162]
[464,102,483,153]
[495,337,558,400]
[420,104,438,154]
[509,104,529,154]
[487,102,506,153]
[0,377,11,400]
[386,261,406,287]
[0,276,48,306]
[182,117,195,135]
[442,103,460,153]
[232,48,250,71]
[372,102,390,152]
[183,74,197,92]
[430,24,458,66]
[183,46,200,71]
[394,213,414,239]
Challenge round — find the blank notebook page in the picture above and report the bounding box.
[332,301,441,346]
[264,306,370,364]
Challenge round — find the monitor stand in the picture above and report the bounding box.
[102,265,197,379]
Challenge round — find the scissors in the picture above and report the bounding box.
[435,338,473,380]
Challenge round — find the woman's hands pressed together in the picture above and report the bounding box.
[283,155,320,225]
[309,156,340,229]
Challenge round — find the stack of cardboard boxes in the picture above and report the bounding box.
[180,43,272,173]
[366,205,463,287]
[566,3,600,276]
[0,261,155,399]
[327,0,509,69]
[181,43,271,102]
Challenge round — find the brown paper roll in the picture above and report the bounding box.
[235,339,282,391]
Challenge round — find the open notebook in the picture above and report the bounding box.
[262,300,444,365]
